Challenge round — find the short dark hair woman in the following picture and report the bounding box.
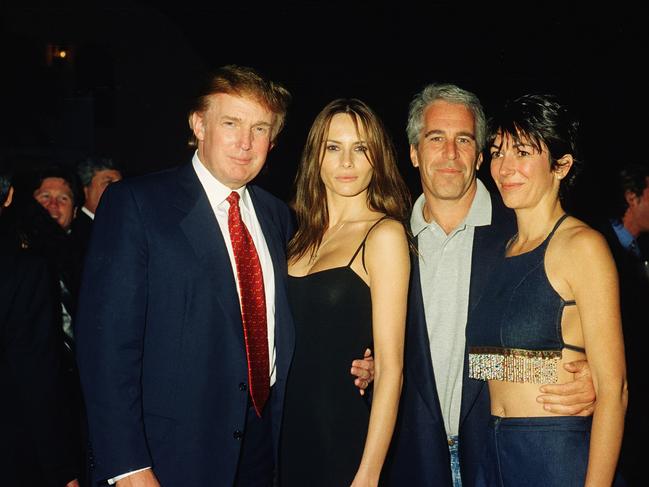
[467,94,627,486]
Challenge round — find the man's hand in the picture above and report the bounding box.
[65,479,80,487]
[536,359,596,415]
[351,348,375,396]
[115,469,160,487]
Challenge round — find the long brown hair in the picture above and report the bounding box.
[288,98,411,261]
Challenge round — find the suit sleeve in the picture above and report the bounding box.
[4,255,80,485]
[75,182,151,481]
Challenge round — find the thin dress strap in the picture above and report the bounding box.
[547,213,570,239]
[507,214,571,253]
[347,216,390,271]
[563,343,585,353]
[547,214,585,353]
[537,213,570,255]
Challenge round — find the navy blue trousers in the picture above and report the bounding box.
[234,393,274,487]
[477,416,625,486]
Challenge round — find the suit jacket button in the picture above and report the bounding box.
[233,430,243,440]
[239,382,247,391]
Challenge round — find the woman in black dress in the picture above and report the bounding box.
[279,99,411,486]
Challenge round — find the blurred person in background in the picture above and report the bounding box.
[1,159,80,487]
[72,156,122,256]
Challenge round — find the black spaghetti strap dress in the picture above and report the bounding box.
[279,221,384,487]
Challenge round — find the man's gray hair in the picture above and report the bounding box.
[77,156,120,187]
[406,83,487,151]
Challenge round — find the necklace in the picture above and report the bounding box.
[310,222,346,262]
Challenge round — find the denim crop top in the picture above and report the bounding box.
[467,214,584,384]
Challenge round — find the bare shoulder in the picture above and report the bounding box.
[367,217,406,240]
[365,217,408,245]
[363,218,410,286]
[364,218,409,261]
[548,216,615,277]
[553,217,610,258]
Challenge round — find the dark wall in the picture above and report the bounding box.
[3,3,647,219]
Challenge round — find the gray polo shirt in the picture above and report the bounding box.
[410,179,492,436]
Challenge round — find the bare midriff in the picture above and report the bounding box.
[488,347,587,417]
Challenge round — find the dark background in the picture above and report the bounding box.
[2,2,648,219]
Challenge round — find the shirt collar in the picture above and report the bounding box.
[610,218,639,256]
[466,179,492,228]
[192,151,251,212]
[410,193,429,236]
[410,178,492,236]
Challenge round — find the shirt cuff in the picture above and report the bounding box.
[107,467,151,484]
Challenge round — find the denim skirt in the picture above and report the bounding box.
[477,415,625,487]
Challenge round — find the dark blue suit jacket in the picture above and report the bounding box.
[76,163,295,486]
[384,190,514,486]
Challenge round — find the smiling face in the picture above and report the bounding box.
[33,177,77,230]
[190,93,275,189]
[319,113,374,200]
[410,101,482,206]
[489,132,569,210]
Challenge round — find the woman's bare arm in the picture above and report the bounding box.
[351,220,409,486]
[562,227,627,487]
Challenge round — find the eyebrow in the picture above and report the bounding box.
[490,141,534,149]
[35,191,71,198]
[423,129,475,139]
[221,116,272,128]
[326,139,368,144]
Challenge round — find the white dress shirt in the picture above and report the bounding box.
[191,152,277,385]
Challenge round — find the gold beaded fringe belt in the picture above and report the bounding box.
[468,347,562,384]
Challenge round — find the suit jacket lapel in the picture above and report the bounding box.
[459,220,491,426]
[467,192,514,315]
[460,193,513,426]
[172,163,243,337]
[408,237,445,421]
[467,225,497,315]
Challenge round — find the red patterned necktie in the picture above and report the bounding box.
[227,191,270,417]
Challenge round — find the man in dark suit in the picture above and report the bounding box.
[596,163,649,485]
[71,156,122,257]
[384,84,596,486]
[1,163,80,487]
[75,65,295,487]
[600,163,649,293]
